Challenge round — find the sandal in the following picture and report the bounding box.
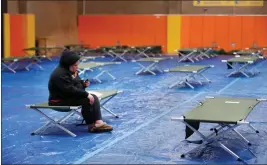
[88,122,113,133]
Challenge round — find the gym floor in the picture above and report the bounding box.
[2,55,267,164]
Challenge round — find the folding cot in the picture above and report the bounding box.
[234,51,263,58]
[108,46,131,62]
[164,65,214,89]
[98,46,117,58]
[132,57,171,75]
[1,56,44,73]
[245,47,266,57]
[23,46,63,61]
[25,90,123,137]
[171,96,266,162]
[177,48,199,63]
[64,44,90,56]
[131,46,163,58]
[150,45,163,57]
[197,47,217,58]
[80,55,105,62]
[78,62,121,83]
[222,55,263,77]
[131,46,152,58]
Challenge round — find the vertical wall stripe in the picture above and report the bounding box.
[4,14,10,58]
[25,14,35,55]
[167,15,181,54]
[10,14,26,57]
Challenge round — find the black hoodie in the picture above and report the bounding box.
[48,51,88,101]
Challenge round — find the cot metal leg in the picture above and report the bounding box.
[174,119,246,161]
[169,74,195,89]
[200,51,210,59]
[32,111,75,134]
[153,65,163,73]
[231,130,257,158]
[101,106,119,118]
[169,80,181,89]
[248,124,260,133]
[191,75,202,85]
[136,63,157,75]
[104,71,116,80]
[31,108,77,137]
[185,81,195,89]
[231,128,251,145]
[142,63,157,75]
[103,50,115,58]
[93,69,116,83]
[100,95,119,118]
[227,63,251,78]
[218,142,242,161]
[135,64,146,75]
[199,73,211,83]
[137,50,150,58]
[2,62,17,73]
[248,66,260,76]
[111,51,127,62]
[25,62,44,71]
[178,52,196,63]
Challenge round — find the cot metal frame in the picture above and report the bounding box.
[132,57,170,75]
[78,62,121,83]
[2,56,44,73]
[25,104,82,137]
[171,96,267,162]
[132,46,151,58]
[25,90,123,137]
[164,65,213,89]
[222,56,263,77]
[177,49,198,63]
[109,49,130,62]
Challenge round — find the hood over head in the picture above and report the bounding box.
[59,51,80,69]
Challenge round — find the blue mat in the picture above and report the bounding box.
[2,55,267,164]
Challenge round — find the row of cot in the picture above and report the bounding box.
[1,45,162,73]
[2,44,265,74]
[78,54,265,89]
[2,52,265,90]
[12,44,266,163]
[26,87,267,163]
[1,44,218,74]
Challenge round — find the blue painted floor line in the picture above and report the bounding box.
[216,78,240,94]
[73,92,205,164]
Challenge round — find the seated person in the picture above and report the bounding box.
[48,51,113,133]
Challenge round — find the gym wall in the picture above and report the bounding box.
[6,0,267,55]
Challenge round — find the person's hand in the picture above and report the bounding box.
[83,80,90,87]
[72,71,78,79]
[87,93,95,104]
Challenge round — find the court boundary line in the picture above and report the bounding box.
[72,92,205,164]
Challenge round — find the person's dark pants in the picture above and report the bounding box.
[49,94,102,124]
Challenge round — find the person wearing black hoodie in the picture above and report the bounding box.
[48,50,113,133]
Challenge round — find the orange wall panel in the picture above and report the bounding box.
[228,16,242,50]
[78,15,167,52]
[202,16,215,47]
[254,16,267,47]
[180,16,191,48]
[241,16,255,49]
[9,15,26,57]
[215,16,230,51]
[189,16,203,48]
